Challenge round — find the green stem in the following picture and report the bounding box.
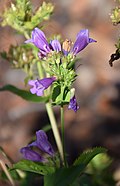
[46,103,64,163]
[24,31,30,40]
[61,106,67,167]
[37,61,64,163]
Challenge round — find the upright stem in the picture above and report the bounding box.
[37,62,64,163]
[46,103,64,162]
[61,106,67,167]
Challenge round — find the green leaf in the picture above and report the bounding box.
[44,164,85,186]
[0,84,49,102]
[44,147,107,186]
[52,85,70,106]
[74,147,107,166]
[52,84,61,104]
[13,160,55,175]
[1,169,21,182]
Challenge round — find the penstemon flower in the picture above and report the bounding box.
[71,29,96,55]
[28,77,56,96]
[20,147,45,162]
[20,130,55,162]
[25,28,61,58]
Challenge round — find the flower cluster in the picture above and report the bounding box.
[26,27,96,112]
[20,130,54,162]
[25,27,96,58]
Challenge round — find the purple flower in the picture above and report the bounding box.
[28,77,56,96]
[71,29,96,55]
[25,28,61,57]
[68,88,79,112]
[28,130,55,156]
[20,130,55,162]
[20,147,45,162]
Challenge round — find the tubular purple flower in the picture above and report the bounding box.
[68,88,79,112]
[20,147,45,162]
[25,28,62,57]
[20,130,55,162]
[29,130,55,156]
[28,77,56,96]
[71,29,96,55]
[25,28,51,54]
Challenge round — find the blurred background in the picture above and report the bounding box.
[0,0,120,185]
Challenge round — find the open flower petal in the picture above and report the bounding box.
[39,77,56,89]
[89,38,97,43]
[28,77,56,96]
[20,147,45,162]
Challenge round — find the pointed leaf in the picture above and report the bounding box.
[0,84,49,102]
[13,160,55,175]
[74,147,107,166]
[44,147,107,186]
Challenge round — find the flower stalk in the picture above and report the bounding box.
[46,102,64,163]
[60,106,67,167]
[37,61,64,164]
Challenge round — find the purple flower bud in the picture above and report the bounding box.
[28,77,56,96]
[20,130,55,162]
[71,29,96,55]
[20,147,45,162]
[68,88,79,112]
[49,39,61,52]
